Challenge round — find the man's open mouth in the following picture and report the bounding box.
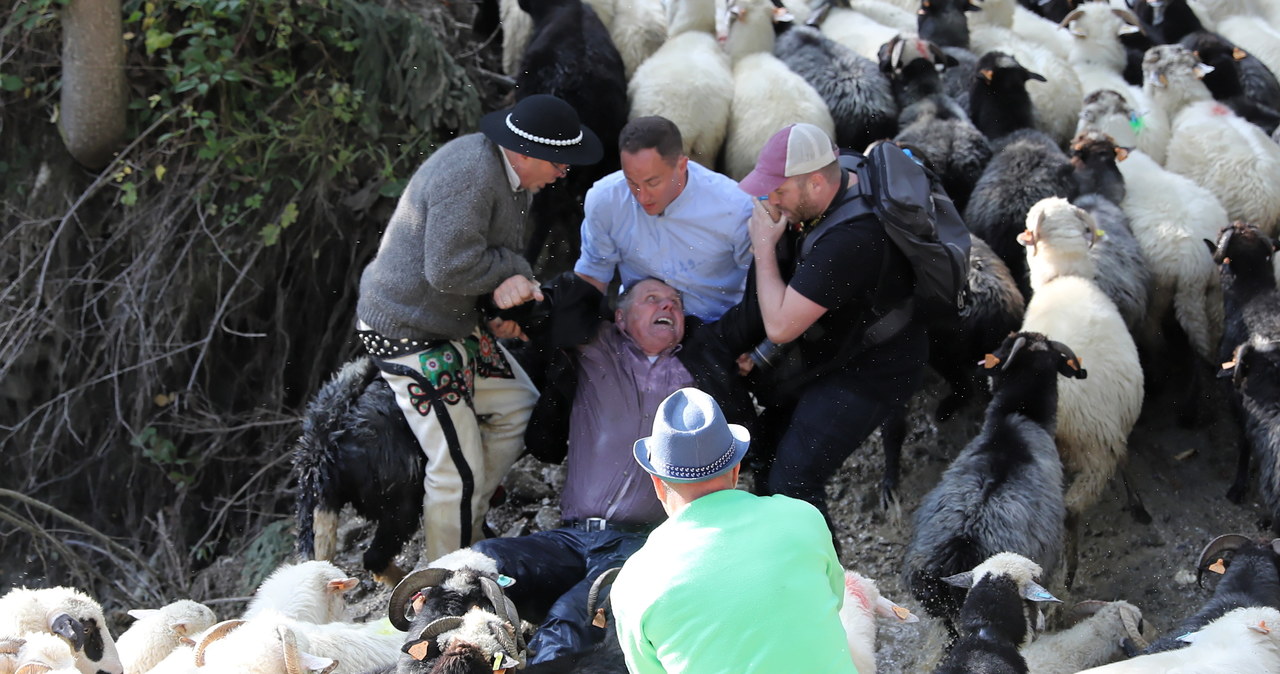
[654,317,673,326]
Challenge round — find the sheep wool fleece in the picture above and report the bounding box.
[611,489,856,673]
[355,133,538,562]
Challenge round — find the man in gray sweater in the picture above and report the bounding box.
[356,94,601,561]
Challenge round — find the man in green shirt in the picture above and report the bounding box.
[610,388,858,673]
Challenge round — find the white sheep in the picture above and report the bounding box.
[1144,44,1280,236]
[839,570,919,674]
[0,637,19,674]
[1076,605,1280,672]
[114,599,217,674]
[817,5,903,61]
[628,0,733,167]
[284,617,402,674]
[1216,14,1280,85]
[1063,4,1171,164]
[241,560,359,624]
[1019,197,1144,555]
[14,633,79,674]
[723,0,836,180]
[0,586,123,674]
[1021,600,1148,674]
[969,0,1085,146]
[182,617,336,674]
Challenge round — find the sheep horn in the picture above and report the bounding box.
[0,637,22,655]
[389,568,451,631]
[416,615,466,644]
[1196,533,1254,586]
[279,625,303,674]
[1065,599,1109,625]
[1118,603,1148,651]
[486,620,525,669]
[1112,8,1141,26]
[586,567,623,617]
[1048,339,1085,375]
[1058,8,1084,27]
[891,36,906,72]
[1002,335,1028,371]
[15,665,52,674]
[478,576,523,635]
[193,619,246,666]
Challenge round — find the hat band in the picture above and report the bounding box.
[650,441,738,480]
[506,114,583,147]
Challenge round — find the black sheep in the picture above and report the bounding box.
[293,357,424,585]
[515,0,627,268]
[968,51,1046,142]
[1140,534,1280,654]
[963,129,1078,299]
[1180,31,1280,135]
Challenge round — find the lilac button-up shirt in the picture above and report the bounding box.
[559,322,696,524]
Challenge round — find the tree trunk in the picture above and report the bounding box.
[60,0,126,170]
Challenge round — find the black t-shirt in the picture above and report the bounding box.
[782,175,928,406]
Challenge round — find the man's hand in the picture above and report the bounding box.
[748,199,788,252]
[487,317,528,341]
[493,274,544,310]
[736,352,755,377]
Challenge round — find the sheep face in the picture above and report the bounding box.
[973,51,1045,93]
[1209,221,1275,270]
[944,552,1061,643]
[1142,45,1214,109]
[1060,5,1139,70]
[1069,131,1128,171]
[981,331,1088,388]
[878,35,954,78]
[1021,197,1100,284]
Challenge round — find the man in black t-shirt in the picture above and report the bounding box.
[738,123,927,530]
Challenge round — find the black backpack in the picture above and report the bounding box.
[803,141,972,343]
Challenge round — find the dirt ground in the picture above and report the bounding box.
[322,365,1272,672]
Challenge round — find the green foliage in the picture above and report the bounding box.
[133,425,195,486]
[119,0,483,238]
[238,519,295,594]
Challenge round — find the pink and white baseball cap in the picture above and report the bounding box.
[738,123,838,197]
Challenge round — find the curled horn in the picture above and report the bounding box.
[1111,7,1141,25]
[419,615,467,643]
[1002,335,1029,371]
[389,568,451,631]
[280,625,303,674]
[486,620,525,668]
[0,637,22,655]
[891,36,907,72]
[1065,599,1109,626]
[193,619,246,666]
[1118,603,1148,651]
[1196,533,1254,586]
[1048,339,1084,374]
[15,665,52,674]
[587,567,623,617]
[1059,8,1086,36]
[478,576,523,643]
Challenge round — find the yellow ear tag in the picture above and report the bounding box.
[892,605,912,621]
[1095,229,1106,239]
[1209,558,1227,575]
[493,653,504,670]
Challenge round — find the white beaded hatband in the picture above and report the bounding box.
[506,114,583,146]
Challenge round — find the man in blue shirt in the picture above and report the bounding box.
[574,116,754,321]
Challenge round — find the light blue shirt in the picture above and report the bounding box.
[574,161,754,321]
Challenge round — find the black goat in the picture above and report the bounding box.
[516,0,627,267]
[294,357,423,585]
[905,332,1081,631]
[1211,221,1280,518]
[1140,534,1280,654]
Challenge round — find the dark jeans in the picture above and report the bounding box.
[471,527,647,663]
[760,374,894,527]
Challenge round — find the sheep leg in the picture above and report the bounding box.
[879,407,907,509]
[1064,510,1080,590]
[1227,431,1252,504]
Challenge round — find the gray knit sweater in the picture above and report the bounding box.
[357,133,535,341]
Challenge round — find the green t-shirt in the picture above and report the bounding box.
[611,489,857,673]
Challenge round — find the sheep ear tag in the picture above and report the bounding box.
[1176,630,1198,644]
[404,638,434,661]
[1250,621,1272,635]
[497,574,516,588]
[1208,558,1227,574]
[1233,47,1247,61]
[592,608,609,628]
[982,354,1001,369]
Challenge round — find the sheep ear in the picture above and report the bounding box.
[300,652,338,673]
[127,609,158,621]
[1118,23,1141,34]
[328,577,359,593]
[49,613,85,651]
[403,638,436,661]
[942,571,974,588]
[1022,581,1062,603]
[1233,47,1247,61]
[1026,70,1047,82]
[874,596,920,623]
[966,0,982,11]
[1194,63,1215,78]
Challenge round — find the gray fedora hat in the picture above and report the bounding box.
[480,94,602,166]
[634,388,750,483]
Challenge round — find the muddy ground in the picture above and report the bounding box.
[314,365,1270,672]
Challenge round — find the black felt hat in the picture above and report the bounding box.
[480,94,603,165]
